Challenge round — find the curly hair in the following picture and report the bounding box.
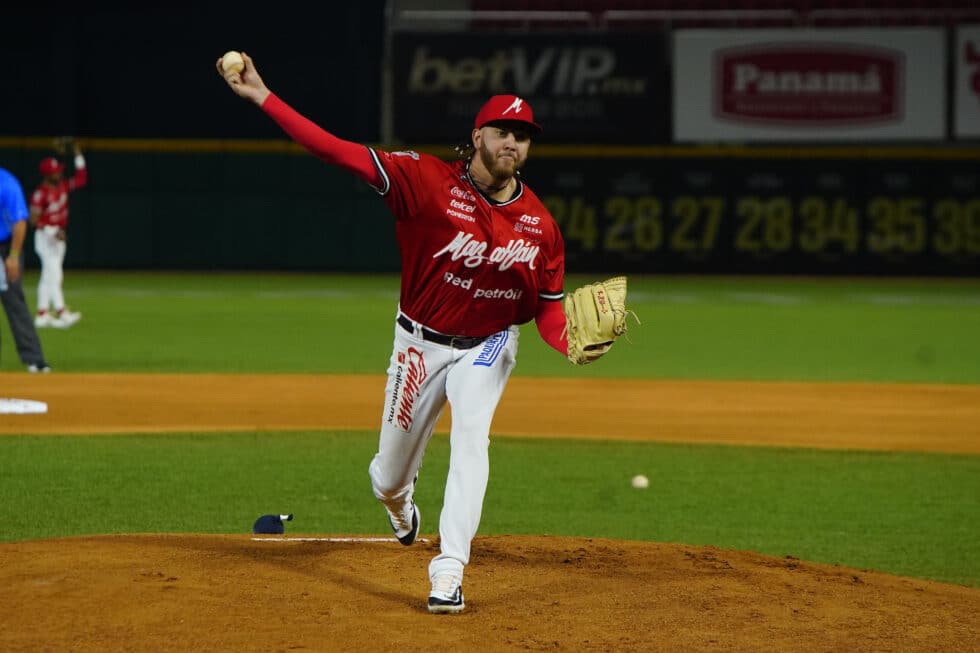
[452,140,475,160]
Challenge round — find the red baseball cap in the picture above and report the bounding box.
[39,157,64,176]
[474,95,542,134]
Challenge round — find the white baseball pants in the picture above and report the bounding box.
[33,226,67,313]
[368,312,519,581]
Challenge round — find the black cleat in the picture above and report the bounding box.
[427,574,464,614]
[388,503,420,546]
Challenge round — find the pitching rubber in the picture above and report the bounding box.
[251,537,431,543]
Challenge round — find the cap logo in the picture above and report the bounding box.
[475,95,540,133]
[502,97,524,115]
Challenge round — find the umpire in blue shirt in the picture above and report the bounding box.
[0,166,51,372]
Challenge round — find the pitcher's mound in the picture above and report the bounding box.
[1,534,976,651]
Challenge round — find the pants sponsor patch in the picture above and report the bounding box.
[473,331,508,367]
[386,347,427,430]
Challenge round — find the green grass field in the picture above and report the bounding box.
[1,272,978,587]
[4,271,980,381]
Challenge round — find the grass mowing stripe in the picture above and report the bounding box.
[1,431,976,587]
[5,271,980,382]
[0,431,380,538]
[45,273,980,307]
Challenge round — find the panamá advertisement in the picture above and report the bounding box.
[673,28,946,142]
[955,24,980,139]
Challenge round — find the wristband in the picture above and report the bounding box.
[9,249,20,257]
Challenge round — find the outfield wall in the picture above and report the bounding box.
[1,141,978,276]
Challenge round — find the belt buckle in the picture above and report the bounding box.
[452,335,482,349]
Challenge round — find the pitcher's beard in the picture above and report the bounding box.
[478,142,523,181]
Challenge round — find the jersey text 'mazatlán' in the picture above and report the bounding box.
[262,93,564,338]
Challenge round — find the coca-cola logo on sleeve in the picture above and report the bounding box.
[713,44,903,125]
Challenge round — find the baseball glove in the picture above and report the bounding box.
[53,136,75,155]
[563,276,635,365]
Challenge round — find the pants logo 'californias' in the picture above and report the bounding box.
[388,347,427,430]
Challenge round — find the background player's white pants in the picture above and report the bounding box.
[33,227,67,313]
[369,315,518,581]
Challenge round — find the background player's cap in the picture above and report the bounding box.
[39,157,64,176]
[474,95,542,134]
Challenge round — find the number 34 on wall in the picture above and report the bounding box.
[544,194,980,257]
[738,195,980,256]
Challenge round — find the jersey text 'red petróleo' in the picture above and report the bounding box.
[369,151,564,337]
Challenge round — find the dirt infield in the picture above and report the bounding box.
[1,373,978,651]
[3,373,979,452]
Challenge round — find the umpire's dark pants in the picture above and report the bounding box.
[0,238,46,368]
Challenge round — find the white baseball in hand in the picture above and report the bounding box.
[221,50,245,74]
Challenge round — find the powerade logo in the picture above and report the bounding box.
[473,331,508,367]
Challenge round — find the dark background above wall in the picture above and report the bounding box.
[2,5,387,141]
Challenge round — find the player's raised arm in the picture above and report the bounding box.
[216,51,270,107]
[215,51,379,187]
[68,141,88,190]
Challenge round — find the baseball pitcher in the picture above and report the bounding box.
[217,51,633,614]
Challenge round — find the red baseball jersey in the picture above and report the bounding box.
[30,168,88,228]
[369,151,564,337]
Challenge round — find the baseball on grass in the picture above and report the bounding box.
[221,50,244,74]
[631,474,649,489]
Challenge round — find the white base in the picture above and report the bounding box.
[0,398,48,414]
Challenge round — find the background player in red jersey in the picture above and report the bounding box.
[29,139,87,328]
[218,51,571,614]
